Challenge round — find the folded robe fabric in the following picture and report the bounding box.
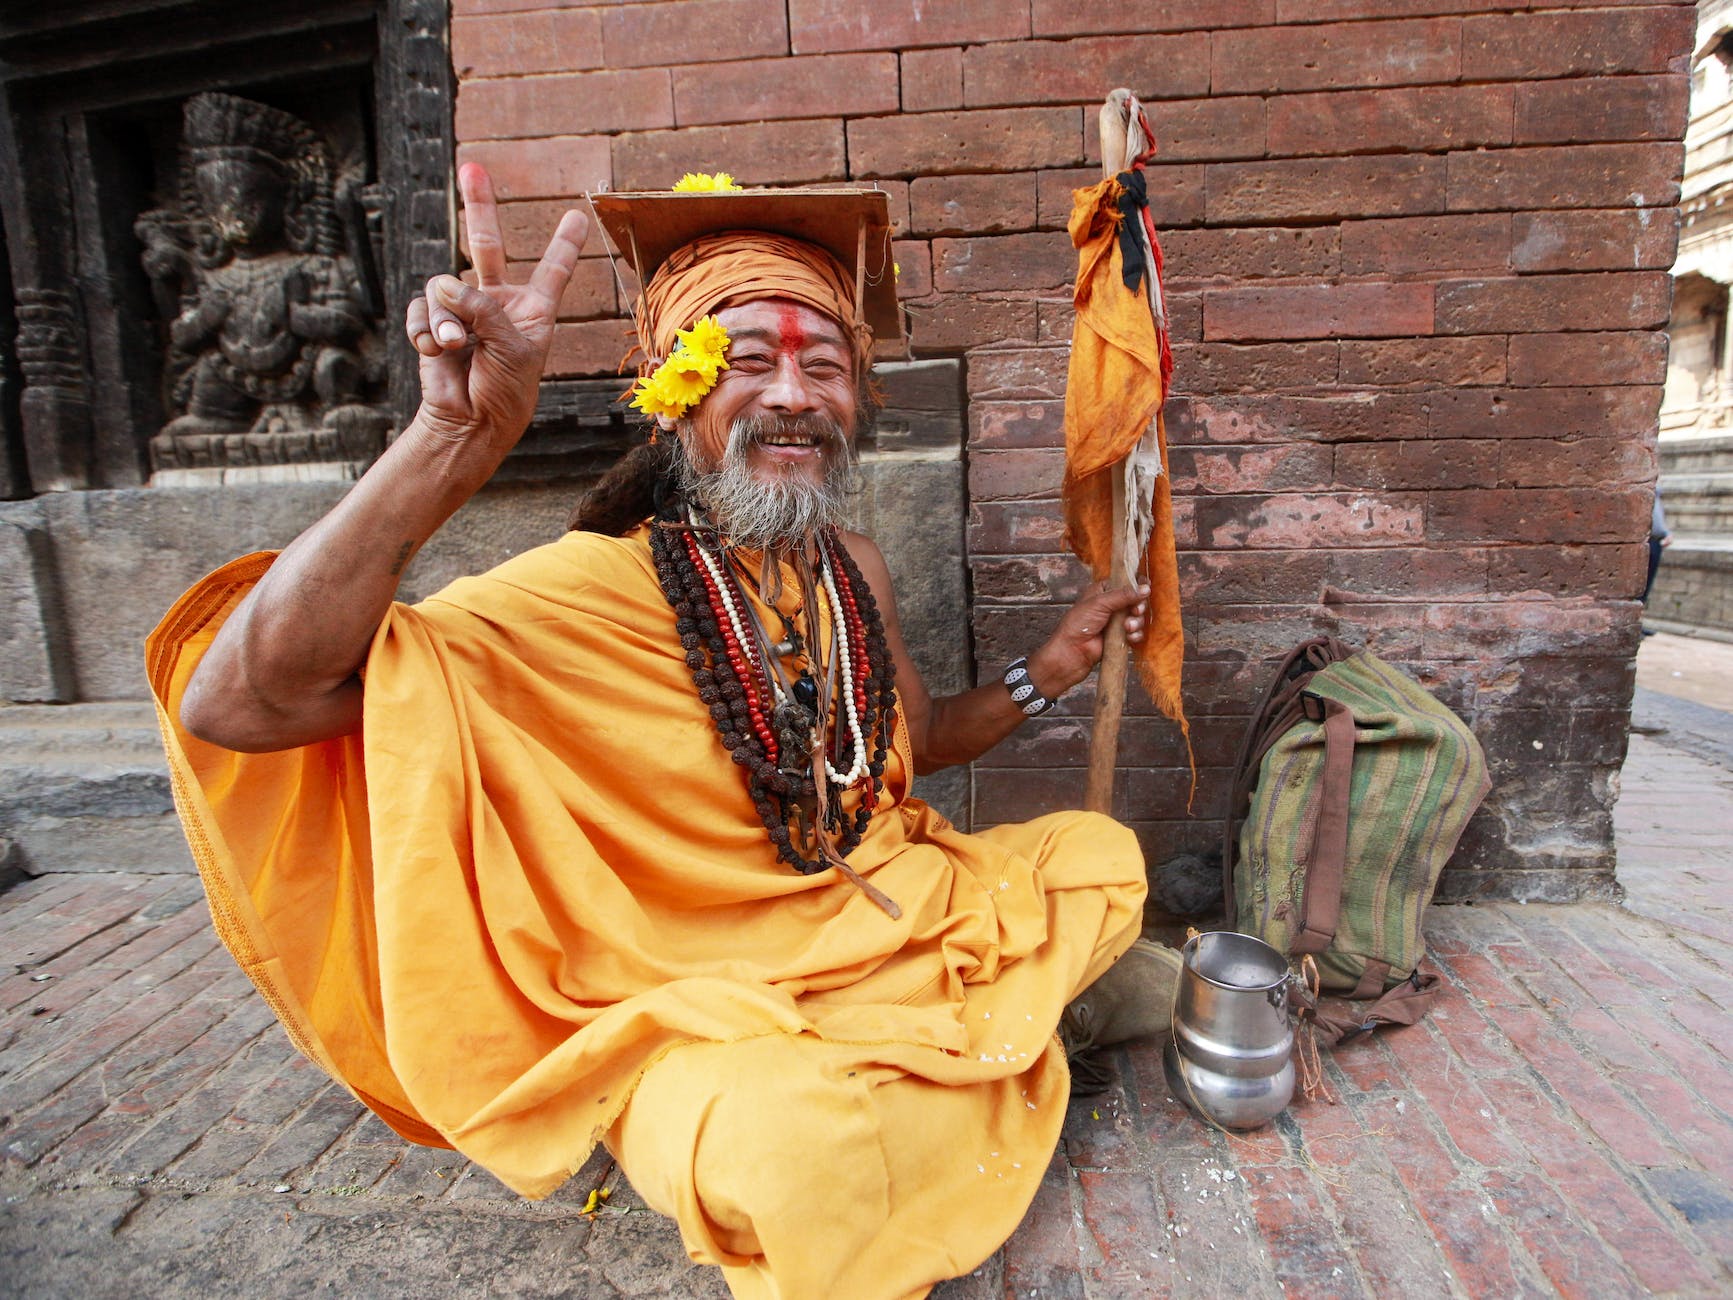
[1063,175,1187,736]
[146,528,1145,1295]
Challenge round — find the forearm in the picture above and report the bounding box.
[180,419,503,750]
[914,646,1074,773]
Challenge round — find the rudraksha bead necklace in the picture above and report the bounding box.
[649,503,896,880]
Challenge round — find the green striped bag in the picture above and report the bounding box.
[1224,638,1490,1044]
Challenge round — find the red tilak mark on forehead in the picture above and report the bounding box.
[777,303,806,354]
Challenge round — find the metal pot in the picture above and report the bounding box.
[1166,931,1295,1130]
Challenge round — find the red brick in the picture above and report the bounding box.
[890,238,931,298]
[1339,214,1509,276]
[1268,85,1512,158]
[932,233,1076,294]
[1168,441,1334,493]
[1508,331,1668,389]
[1182,393,1432,444]
[1499,436,1653,489]
[1339,337,1505,387]
[908,173,1037,235]
[1276,0,1513,19]
[1032,0,1275,34]
[451,0,561,12]
[1179,550,1332,606]
[1335,440,1499,490]
[612,118,845,189]
[968,501,1066,556]
[907,294,1037,351]
[1327,547,1489,598]
[1162,226,1340,282]
[452,10,602,79]
[849,107,1082,179]
[1352,1090,1540,1297]
[970,553,1082,602]
[1427,487,1649,545]
[1038,164,1205,230]
[478,199,603,263]
[1476,1072,1724,1295]
[455,68,672,140]
[1515,74,1690,146]
[1461,8,1696,80]
[1207,156,1446,224]
[1240,1164,1370,1297]
[1096,95,1265,164]
[962,33,1210,107]
[456,136,611,201]
[672,54,897,126]
[1074,1170,1169,1295]
[1204,282,1434,342]
[1194,492,1424,550]
[965,347,1069,400]
[1447,143,1682,213]
[967,447,1066,502]
[790,0,1025,53]
[1434,272,1671,335]
[1430,385,1661,443]
[1214,19,1461,94]
[600,0,787,69]
[1510,208,1679,273]
[969,399,1063,449]
[900,47,961,113]
[1485,1170,1647,1299]
[1169,341,1340,393]
[546,320,635,378]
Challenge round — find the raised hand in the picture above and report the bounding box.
[405,163,589,458]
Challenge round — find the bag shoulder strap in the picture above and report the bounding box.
[1299,965,1442,1048]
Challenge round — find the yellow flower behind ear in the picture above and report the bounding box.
[677,315,731,364]
[630,315,732,420]
[629,373,686,421]
[672,172,741,192]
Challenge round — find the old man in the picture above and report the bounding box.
[148,163,1175,1300]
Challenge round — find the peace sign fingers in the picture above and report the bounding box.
[527,208,591,314]
[458,162,508,290]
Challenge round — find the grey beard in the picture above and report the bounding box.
[678,414,858,549]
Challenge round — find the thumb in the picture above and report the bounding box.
[432,276,529,359]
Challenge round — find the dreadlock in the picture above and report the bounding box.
[566,436,674,535]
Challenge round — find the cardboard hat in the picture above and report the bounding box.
[590,187,906,360]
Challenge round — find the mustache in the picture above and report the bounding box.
[727,412,848,456]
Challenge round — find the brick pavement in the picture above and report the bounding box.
[4,732,1732,1297]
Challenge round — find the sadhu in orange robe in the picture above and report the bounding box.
[147,526,1146,1300]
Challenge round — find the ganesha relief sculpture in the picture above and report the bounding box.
[136,92,390,477]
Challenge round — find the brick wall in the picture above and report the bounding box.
[450,0,1695,902]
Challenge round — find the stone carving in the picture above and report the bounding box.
[135,92,389,473]
[14,288,88,402]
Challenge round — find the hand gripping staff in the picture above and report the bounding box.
[1064,90,1191,814]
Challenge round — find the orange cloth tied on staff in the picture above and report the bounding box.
[1062,142,1188,739]
[634,230,871,371]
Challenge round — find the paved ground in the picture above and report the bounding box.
[4,646,1733,1297]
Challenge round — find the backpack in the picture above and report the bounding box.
[1223,637,1491,1045]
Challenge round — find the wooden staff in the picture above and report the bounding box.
[1084,94,1134,817]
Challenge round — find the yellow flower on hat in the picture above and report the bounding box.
[629,315,731,420]
[672,172,742,193]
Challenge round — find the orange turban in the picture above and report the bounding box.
[633,230,871,377]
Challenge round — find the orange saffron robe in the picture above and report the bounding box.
[146,529,1145,1299]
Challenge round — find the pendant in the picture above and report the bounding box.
[773,698,818,774]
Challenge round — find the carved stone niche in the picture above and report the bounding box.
[0,0,455,497]
[137,92,390,484]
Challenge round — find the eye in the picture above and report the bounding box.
[731,352,774,373]
[804,357,846,379]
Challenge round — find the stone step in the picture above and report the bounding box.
[1659,433,1733,475]
[0,702,192,877]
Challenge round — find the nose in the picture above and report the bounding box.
[759,353,822,415]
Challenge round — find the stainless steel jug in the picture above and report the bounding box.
[1163,930,1295,1130]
